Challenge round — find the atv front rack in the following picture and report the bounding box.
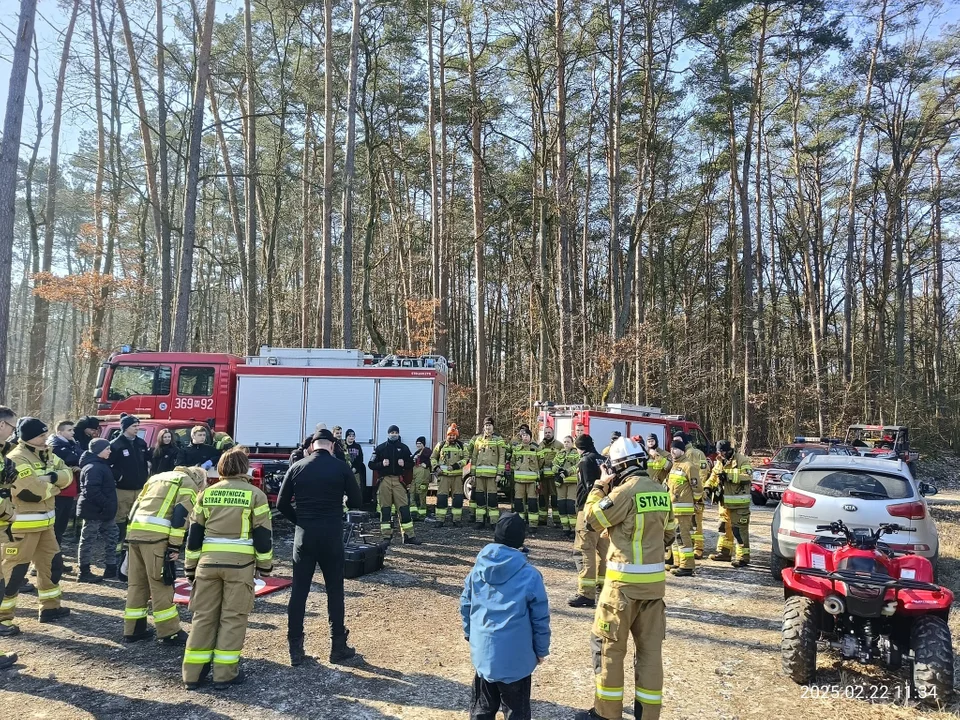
[794,567,942,593]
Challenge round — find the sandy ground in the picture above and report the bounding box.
[1,491,959,720]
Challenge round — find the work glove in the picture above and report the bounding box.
[47,472,59,483]
[450,462,461,471]
[556,468,567,480]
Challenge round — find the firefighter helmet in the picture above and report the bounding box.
[608,436,648,471]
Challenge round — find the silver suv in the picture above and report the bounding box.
[770,455,940,581]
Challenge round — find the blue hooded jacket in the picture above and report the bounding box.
[460,543,551,683]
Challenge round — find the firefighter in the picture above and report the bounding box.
[123,465,206,644]
[575,436,675,720]
[676,433,710,559]
[410,436,433,522]
[537,426,563,527]
[431,425,467,526]
[368,426,420,545]
[645,434,672,485]
[1,418,72,626]
[0,406,20,669]
[551,435,580,538]
[569,434,608,608]
[469,417,506,530]
[206,419,235,452]
[705,440,753,567]
[600,431,622,458]
[509,427,543,532]
[665,439,697,577]
[182,448,273,690]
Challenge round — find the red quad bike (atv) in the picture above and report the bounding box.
[781,520,955,706]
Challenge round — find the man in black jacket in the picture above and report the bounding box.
[109,415,148,577]
[570,434,607,608]
[277,429,362,667]
[73,416,101,452]
[368,425,420,546]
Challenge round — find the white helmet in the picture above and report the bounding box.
[608,436,648,470]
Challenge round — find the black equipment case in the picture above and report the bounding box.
[343,510,385,578]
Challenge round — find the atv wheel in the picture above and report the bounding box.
[770,552,790,583]
[463,476,474,503]
[751,490,768,507]
[782,596,818,684]
[910,615,954,706]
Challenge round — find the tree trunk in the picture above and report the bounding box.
[465,15,486,428]
[426,0,445,355]
[301,107,313,345]
[554,0,572,401]
[843,0,885,383]
[243,0,258,355]
[342,0,360,348]
[317,0,335,347]
[156,0,172,350]
[0,0,38,402]
[27,0,79,416]
[173,0,217,351]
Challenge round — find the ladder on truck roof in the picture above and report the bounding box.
[537,402,664,418]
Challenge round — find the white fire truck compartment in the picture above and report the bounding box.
[233,376,305,447]
[377,379,436,450]
[246,347,364,367]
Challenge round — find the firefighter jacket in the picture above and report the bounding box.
[212,432,235,451]
[6,443,71,534]
[552,449,580,483]
[685,445,710,500]
[470,434,506,478]
[0,441,16,537]
[646,449,672,485]
[537,439,563,478]
[584,468,677,598]
[508,442,542,483]
[706,452,753,509]
[432,440,467,477]
[127,469,203,547]
[667,459,698,516]
[185,476,273,575]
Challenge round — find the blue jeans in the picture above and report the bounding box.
[78,518,119,567]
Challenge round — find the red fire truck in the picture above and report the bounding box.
[94,346,449,502]
[535,402,713,456]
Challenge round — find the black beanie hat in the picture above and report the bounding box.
[670,438,686,452]
[388,424,400,434]
[575,433,595,451]
[483,416,495,426]
[121,415,140,432]
[494,512,526,549]
[416,435,426,445]
[89,438,110,455]
[17,417,47,443]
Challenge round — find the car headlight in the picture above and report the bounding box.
[781,473,793,484]
[752,470,763,481]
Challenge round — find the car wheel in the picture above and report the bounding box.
[751,490,768,507]
[782,595,818,685]
[910,616,954,706]
[770,552,790,582]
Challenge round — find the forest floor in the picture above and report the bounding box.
[1,460,959,719]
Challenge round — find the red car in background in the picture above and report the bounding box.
[751,438,859,506]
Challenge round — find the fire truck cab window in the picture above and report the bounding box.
[178,367,215,396]
[690,428,710,453]
[108,365,160,401]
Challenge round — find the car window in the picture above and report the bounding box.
[772,447,826,463]
[829,445,858,456]
[178,367,215,396]
[792,469,913,500]
[173,427,192,446]
[691,428,710,453]
[108,365,156,400]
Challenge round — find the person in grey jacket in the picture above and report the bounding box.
[76,439,119,584]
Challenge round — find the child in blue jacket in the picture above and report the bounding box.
[460,512,551,720]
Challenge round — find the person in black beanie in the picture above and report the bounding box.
[368,425,418,545]
[109,415,148,577]
[460,512,550,720]
[570,434,607,608]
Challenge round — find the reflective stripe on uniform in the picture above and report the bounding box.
[513,472,539,481]
[723,494,751,505]
[185,549,201,560]
[253,504,270,517]
[213,649,241,664]
[132,514,172,528]
[153,606,179,623]
[636,687,663,704]
[36,584,61,601]
[673,502,695,514]
[592,506,611,528]
[124,607,148,620]
[596,683,624,700]
[11,509,56,531]
[606,560,666,584]
[256,550,273,563]
[202,543,255,555]
[0,597,17,610]
[184,649,213,664]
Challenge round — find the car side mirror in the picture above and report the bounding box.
[919,482,938,497]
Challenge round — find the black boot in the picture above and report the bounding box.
[0,621,20,637]
[574,710,606,720]
[159,629,188,646]
[0,652,17,670]
[124,618,155,643]
[102,564,118,580]
[329,630,357,664]
[403,534,422,545]
[214,666,246,690]
[567,594,595,608]
[289,635,306,666]
[38,607,71,624]
[184,662,211,690]
[77,565,103,584]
